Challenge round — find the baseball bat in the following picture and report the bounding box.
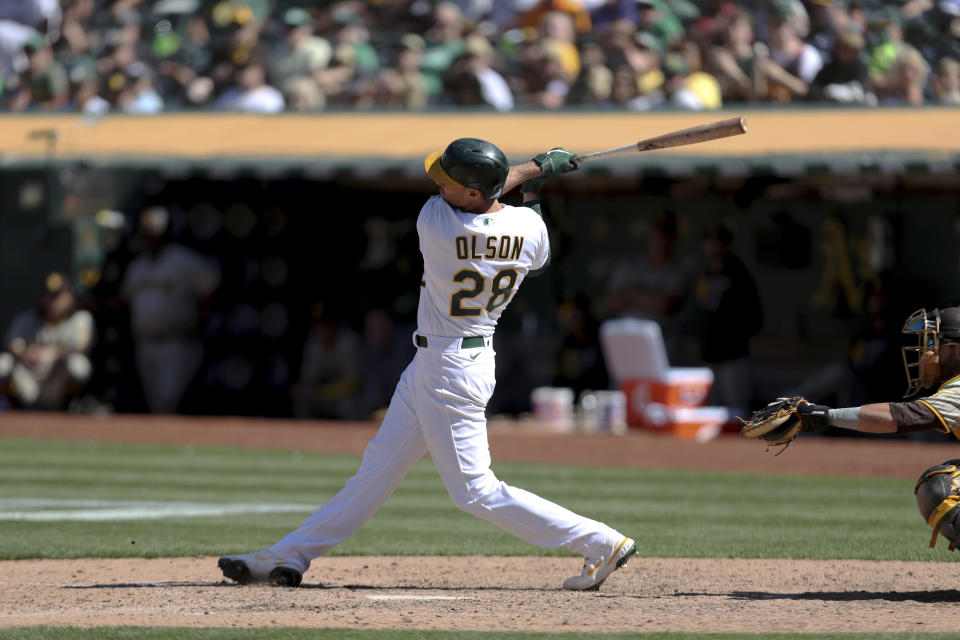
[573,117,747,164]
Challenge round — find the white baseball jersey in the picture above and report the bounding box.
[416,195,549,338]
[121,243,219,339]
[5,308,93,355]
[266,191,627,577]
[4,307,93,379]
[121,242,219,413]
[918,374,960,439]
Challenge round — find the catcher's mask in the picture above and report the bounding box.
[902,307,960,397]
[424,138,508,201]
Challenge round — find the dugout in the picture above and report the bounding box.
[0,109,958,418]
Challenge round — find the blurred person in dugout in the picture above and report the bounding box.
[292,301,364,420]
[359,307,415,421]
[0,272,94,411]
[783,272,918,412]
[603,209,693,364]
[692,223,763,419]
[552,290,609,397]
[120,206,220,414]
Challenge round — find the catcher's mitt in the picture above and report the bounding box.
[740,396,808,447]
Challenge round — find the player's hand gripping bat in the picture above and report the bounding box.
[573,117,747,164]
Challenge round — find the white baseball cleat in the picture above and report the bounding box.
[218,550,303,587]
[562,537,636,591]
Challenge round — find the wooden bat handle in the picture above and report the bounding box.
[574,117,747,164]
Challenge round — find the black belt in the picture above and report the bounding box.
[415,335,485,349]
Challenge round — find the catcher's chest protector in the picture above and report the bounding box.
[915,459,960,550]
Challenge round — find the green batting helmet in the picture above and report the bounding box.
[424,138,509,200]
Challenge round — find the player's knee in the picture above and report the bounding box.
[453,498,485,516]
[66,353,92,383]
[0,352,13,380]
[937,509,960,547]
[915,459,960,548]
[449,476,502,514]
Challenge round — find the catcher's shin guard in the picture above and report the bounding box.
[914,459,960,550]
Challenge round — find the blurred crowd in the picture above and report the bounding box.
[2,0,959,114]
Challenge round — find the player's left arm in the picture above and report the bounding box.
[854,378,960,434]
[504,162,543,194]
[793,399,952,435]
[511,148,578,276]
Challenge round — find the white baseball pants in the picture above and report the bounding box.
[134,337,203,414]
[270,333,623,572]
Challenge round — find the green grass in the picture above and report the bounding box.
[0,437,950,561]
[0,630,956,640]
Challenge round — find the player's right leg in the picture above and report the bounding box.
[560,535,637,591]
[217,550,305,587]
[219,357,428,586]
[3,358,39,407]
[413,343,636,591]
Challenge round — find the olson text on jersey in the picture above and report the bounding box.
[455,235,524,261]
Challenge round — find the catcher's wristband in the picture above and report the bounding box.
[826,407,859,428]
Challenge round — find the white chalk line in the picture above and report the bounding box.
[0,497,313,521]
[366,595,475,601]
[0,608,190,619]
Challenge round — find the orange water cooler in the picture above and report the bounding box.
[600,318,728,442]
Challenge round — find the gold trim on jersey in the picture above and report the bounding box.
[917,399,952,435]
[917,374,960,441]
[936,374,960,390]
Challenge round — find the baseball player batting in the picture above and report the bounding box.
[741,306,960,548]
[219,138,636,591]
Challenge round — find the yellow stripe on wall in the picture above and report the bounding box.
[1,109,958,160]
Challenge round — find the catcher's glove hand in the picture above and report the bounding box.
[740,396,830,450]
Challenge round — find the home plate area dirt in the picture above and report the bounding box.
[4,413,960,633]
[3,556,960,633]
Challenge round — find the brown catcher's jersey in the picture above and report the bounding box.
[416,195,549,338]
[917,374,960,440]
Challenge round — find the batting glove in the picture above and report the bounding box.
[533,148,578,177]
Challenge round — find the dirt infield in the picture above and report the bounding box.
[3,556,960,633]
[3,411,960,633]
[3,411,959,478]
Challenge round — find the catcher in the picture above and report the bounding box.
[742,306,960,548]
